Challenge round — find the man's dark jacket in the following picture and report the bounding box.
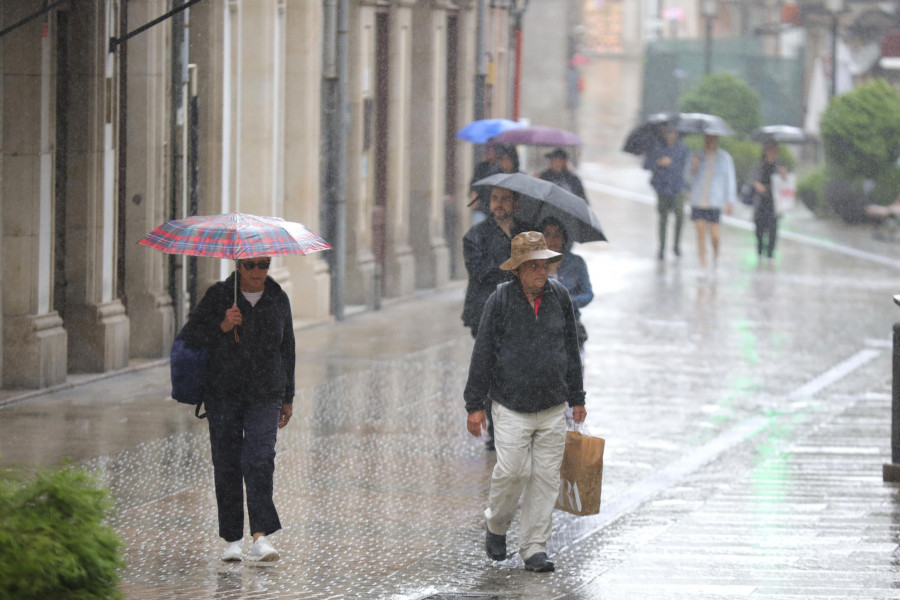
[539,169,587,201]
[182,272,295,407]
[461,217,528,330]
[464,277,586,414]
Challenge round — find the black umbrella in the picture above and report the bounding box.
[622,112,676,156]
[473,172,607,243]
[749,125,807,144]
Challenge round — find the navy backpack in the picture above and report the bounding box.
[170,326,208,419]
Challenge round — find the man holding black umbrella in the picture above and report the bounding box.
[462,186,529,449]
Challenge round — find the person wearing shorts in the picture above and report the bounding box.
[686,134,736,274]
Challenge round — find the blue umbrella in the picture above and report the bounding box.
[455,118,524,144]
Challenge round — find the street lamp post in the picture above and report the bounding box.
[702,0,717,76]
[825,0,844,98]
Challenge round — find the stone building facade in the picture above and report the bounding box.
[0,0,515,391]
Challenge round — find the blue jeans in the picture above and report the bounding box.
[207,401,282,542]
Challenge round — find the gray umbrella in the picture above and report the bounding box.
[750,125,807,144]
[472,172,607,243]
[676,113,735,137]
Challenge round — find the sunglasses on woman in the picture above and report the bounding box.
[241,260,270,271]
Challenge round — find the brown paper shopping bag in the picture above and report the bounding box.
[555,430,605,516]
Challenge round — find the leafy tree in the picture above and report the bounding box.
[820,78,900,181]
[679,73,762,138]
[0,465,123,600]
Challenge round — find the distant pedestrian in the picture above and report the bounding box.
[182,257,294,563]
[686,134,736,274]
[539,148,587,201]
[744,141,788,261]
[462,186,529,449]
[644,123,689,259]
[469,141,502,224]
[540,216,593,363]
[497,144,521,174]
[464,231,587,573]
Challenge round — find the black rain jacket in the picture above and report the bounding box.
[182,272,295,407]
[464,277,585,414]
[461,217,528,330]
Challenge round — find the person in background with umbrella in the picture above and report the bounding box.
[469,141,503,225]
[643,121,689,260]
[462,186,529,450]
[686,134,736,276]
[539,148,587,202]
[498,144,521,174]
[540,216,593,374]
[182,256,295,563]
[743,140,789,262]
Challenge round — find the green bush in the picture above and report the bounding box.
[797,166,829,216]
[870,166,900,207]
[679,73,762,138]
[820,78,900,180]
[0,465,123,600]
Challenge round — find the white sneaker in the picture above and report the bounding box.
[221,540,243,562]
[248,535,279,561]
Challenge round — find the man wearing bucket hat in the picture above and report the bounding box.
[464,231,587,573]
[538,147,587,201]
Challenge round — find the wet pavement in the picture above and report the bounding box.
[5,56,900,599]
[3,161,900,598]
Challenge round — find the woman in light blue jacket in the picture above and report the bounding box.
[686,134,737,274]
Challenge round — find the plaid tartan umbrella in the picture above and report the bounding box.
[140,213,330,338]
[139,212,331,259]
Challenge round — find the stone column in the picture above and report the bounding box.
[344,4,377,308]
[0,6,67,388]
[383,1,416,297]
[64,0,130,373]
[124,0,174,357]
[284,0,331,320]
[449,2,476,281]
[409,2,450,290]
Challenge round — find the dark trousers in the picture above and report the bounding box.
[755,209,778,258]
[207,401,282,542]
[657,193,684,254]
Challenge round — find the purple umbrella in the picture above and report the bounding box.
[492,125,583,147]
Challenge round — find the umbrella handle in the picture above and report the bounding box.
[234,327,239,343]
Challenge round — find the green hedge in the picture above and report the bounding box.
[0,465,123,600]
[797,166,829,216]
[679,73,762,138]
[820,78,900,180]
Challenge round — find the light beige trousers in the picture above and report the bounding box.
[485,401,567,560]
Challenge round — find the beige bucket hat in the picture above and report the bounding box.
[500,231,562,271]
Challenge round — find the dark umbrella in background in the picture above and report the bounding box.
[749,125,807,144]
[676,113,735,137]
[622,112,677,155]
[473,172,606,243]
[492,125,583,147]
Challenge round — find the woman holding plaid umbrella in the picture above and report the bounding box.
[182,255,294,562]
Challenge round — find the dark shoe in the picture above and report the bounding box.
[524,552,555,573]
[485,524,506,561]
[673,246,681,257]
